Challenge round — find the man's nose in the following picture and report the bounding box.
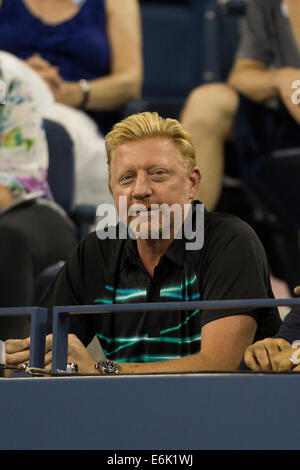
[132,172,152,199]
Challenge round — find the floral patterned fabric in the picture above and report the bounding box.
[0,57,51,200]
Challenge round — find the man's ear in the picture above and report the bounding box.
[189,167,201,200]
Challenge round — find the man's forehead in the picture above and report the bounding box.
[115,137,177,153]
[111,137,183,168]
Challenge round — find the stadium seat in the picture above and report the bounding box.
[124,0,221,120]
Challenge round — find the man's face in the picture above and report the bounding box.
[109,137,200,239]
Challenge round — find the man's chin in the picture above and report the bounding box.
[128,220,163,240]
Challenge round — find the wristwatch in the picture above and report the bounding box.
[78,78,90,109]
[95,359,119,374]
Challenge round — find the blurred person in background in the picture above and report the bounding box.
[181,0,300,212]
[0,0,143,206]
[0,53,77,339]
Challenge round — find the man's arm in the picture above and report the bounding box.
[119,314,257,374]
[5,314,256,374]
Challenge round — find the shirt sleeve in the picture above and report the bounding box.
[273,307,300,343]
[235,0,274,66]
[199,217,280,338]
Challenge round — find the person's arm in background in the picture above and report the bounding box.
[40,0,143,110]
[244,285,300,372]
[84,0,143,110]
[228,60,300,125]
[25,54,62,95]
[227,0,300,124]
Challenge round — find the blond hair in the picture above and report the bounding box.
[105,112,196,179]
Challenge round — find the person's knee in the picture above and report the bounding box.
[181,83,239,132]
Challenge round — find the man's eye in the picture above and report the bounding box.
[120,175,134,183]
[151,170,167,177]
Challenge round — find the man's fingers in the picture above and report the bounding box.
[5,338,30,354]
[244,343,270,371]
[244,350,262,371]
[45,334,53,353]
[267,349,295,371]
[6,350,30,366]
[5,336,53,368]
[252,346,272,371]
[263,341,282,370]
[44,350,52,367]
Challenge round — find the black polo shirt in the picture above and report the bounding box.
[40,204,281,363]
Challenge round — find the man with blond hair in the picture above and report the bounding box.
[5,112,281,374]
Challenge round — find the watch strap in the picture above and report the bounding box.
[78,79,90,109]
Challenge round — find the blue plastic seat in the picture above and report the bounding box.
[124,0,219,120]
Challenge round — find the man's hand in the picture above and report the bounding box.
[244,337,297,371]
[5,337,31,367]
[63,334,97,373]
[5,334,97,373]
[272,67,300,125]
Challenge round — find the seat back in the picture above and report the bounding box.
[125,0,221,119]
[44,119,75,215]
[235,96,300,229]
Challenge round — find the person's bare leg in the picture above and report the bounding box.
[181,83,239,210]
